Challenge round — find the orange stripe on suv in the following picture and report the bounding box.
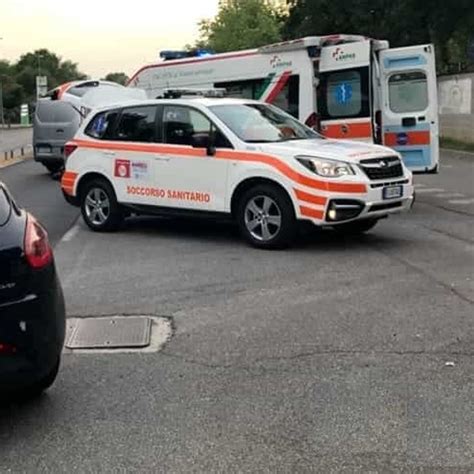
[61,171,78,196]
[68,139,368,195]
[294,188,327,206]
[300,205,325,220]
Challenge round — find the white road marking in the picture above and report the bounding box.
[414,183,426,187]
[415,188,445,193]
[61,222,81,242]
[433,193,464,198]
[448,198,474,205]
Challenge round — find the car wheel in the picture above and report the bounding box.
[30,357,61,396]
[4,358,62,402]
[44,163,63,174]
[81,178,123,232]
[333,219,378,235]
[237,184,296,249]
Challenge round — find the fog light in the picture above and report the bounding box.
[326,199,364,222]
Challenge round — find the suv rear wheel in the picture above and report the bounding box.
[44,163,63,174]
[81,178,123,232]
[237,184,296,249]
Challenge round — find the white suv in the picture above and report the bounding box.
[61,98,414,249]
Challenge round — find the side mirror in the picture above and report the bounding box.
[191,133,215,156]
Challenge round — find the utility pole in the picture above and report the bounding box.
[36,52,45,98]
[37,52,42,77]
[0,37,5,126]
[0,81,4,127]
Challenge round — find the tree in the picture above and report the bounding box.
[103,72,129,86]
[0,49,87,123]
[0,61,24,115]
[283,0,474,73]
[13,48,86,105]
[196,0,284,52]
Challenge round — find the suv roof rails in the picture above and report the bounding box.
[157,88,227,99]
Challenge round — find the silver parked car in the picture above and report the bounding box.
[33,100,80,173]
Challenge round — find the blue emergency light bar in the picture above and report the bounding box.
[159,49,215,61]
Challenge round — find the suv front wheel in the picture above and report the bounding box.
[81,178,123,232]
[237,184,296,249]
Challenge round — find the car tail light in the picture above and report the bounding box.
[24,214,53,269]
[64,143,78,159]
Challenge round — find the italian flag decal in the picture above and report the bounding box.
[256,71,292,103]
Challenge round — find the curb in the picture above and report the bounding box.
[0,125,33,130]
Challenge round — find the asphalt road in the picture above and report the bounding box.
[0,127,33,153]
[0,159,78,244]
[0,152,473,472]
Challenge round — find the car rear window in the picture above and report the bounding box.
[36,101,77,123]
[85,110,120,139]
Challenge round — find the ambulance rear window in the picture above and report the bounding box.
[388,71,428,113]
[326,70,362,117]
[318,66,370,120]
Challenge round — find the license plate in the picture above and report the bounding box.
[37,146,51,153]
[383,185,403,200]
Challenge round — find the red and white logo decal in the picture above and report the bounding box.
[114,159,131,178]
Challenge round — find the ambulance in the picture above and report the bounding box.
[128,35,439,173]
[61,95,415,249]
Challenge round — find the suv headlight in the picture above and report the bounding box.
[296,156,355,178]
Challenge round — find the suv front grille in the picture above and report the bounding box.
[359,156,403,181]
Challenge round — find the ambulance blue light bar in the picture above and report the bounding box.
[159,49,215,61]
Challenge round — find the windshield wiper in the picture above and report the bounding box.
[278,137,307,141]
[245,139,280,143]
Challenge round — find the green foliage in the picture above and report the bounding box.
[0,49,86,122]
[440,137,474,153]
[284,0,474,73]
[103,72,129,85]
[197,0,284,52]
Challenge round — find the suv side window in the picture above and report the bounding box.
[114,106,158,142]
[163,106,232,148]
[85,110,119,139]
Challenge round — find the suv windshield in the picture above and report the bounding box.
[210,103,321,143]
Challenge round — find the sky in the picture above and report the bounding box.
[0,0,219,78]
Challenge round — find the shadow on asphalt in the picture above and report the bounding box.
[119,215,406,252]
[0,391,53,423]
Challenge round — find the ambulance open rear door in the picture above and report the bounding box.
[317,40,374,142]
[379,44,439,173]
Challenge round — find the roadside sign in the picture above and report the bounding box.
[36,75,48,97]
[20,104,29,125]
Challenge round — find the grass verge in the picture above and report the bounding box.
[440,137,474,153]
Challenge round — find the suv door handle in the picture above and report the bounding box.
[154,155,170,161]
[102,151,116,156]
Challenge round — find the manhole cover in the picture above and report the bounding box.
[66,316,152,349]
